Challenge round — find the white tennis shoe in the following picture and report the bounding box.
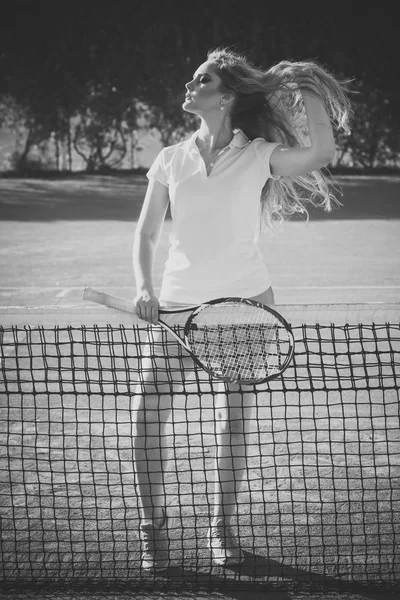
[139,510,170,571]
[208,520,245,566]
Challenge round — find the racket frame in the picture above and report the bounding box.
[183,297,295,384]
[82,287,295,385]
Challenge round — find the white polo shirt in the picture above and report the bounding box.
[147,129,280,304]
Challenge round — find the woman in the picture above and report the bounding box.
[132,47,351,571]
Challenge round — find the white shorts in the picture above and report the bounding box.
[159,286,275,310]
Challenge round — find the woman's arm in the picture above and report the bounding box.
[133,178,169,323]
[270,90,336,178]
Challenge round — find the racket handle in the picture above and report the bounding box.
[83,287,137,314]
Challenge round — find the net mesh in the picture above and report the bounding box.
[0,304,399,595]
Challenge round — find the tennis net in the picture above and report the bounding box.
[0,302,399,594]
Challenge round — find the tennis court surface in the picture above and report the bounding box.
[0,302,399,599]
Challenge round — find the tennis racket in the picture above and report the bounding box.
[83,287,295,385]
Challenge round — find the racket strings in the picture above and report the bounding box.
[214,312,272,378]
[200,325,278,380]
[223,324,280,379]
[187,303,289,382]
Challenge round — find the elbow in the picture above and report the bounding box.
[134,228,158,247]
[324,144,337,164]
[315,145,336,168]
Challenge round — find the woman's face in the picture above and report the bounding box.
[183,61,225,114]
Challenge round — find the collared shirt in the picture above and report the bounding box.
[146,129,280,304]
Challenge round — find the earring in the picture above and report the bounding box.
[220,102,224,111]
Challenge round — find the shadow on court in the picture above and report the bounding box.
[157,552,399,600]
[31,554,393,600]
[1,553,398,599]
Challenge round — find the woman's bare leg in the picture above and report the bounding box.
[212,382,256,522]
[132,343,193,525]
[132,384,173,526]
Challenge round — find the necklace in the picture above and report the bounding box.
[200,144,230,172]
[196,133,234,174]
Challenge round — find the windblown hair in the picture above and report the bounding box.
[207,48,353,227]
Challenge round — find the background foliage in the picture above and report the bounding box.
[0,0,398,173]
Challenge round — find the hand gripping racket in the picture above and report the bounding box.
[83,287,295,385]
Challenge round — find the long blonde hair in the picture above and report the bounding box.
[207,48,353,227]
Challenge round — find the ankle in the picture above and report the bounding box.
[153,506,166,528]
[211,515,233,527]
[141,506,165,528]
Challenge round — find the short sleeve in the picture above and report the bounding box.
[252,139,281,183]
[146,149,168,187]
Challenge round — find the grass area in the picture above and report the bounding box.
[0,175,399,307]
[0,174,400,221]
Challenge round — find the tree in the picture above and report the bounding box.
[72,84,134,172]
[344,84,399,169]
[0,1,399,171]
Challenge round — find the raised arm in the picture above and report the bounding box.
[133,178,169,323]
[270,89,336,178]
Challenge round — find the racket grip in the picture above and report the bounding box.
[83,287,137,314]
